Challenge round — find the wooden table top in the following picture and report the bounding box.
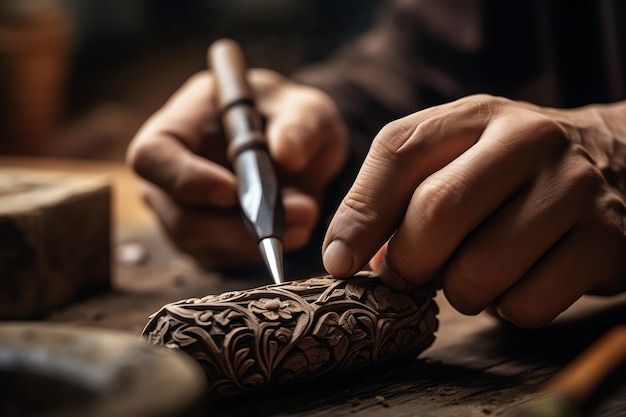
[3,157,625,417]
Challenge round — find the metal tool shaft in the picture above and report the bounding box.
[208,39,285,284]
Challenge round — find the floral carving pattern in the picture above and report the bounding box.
[143,271,438,396]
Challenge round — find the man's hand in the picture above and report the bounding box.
[323,94,626,328]
[127,69,348,268]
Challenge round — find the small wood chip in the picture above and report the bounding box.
[350,397,362,407]
[374,396,390,407]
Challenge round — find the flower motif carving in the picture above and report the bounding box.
[143,271,438,396]
[249,298,302,321]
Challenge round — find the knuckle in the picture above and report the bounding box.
[597,192,626,225]
[377,120,401,142]
[376,119,416,152]
[529,116,570,149]
[368,138,402,170]
[186,70,212,88]
[534,115,567,138]
[566,151,605,192]
[452,253,506,296]
[414,178,466,230]
[456,93,503,117]
[409,116,442,143]
[444,258,505,315]
[126,132,167,181]
[300,86,334,109]
[364,124,415,176]
[249,68,284,88]
[341,184,384,224]
[126,136,151,173]
[385,245,431,282]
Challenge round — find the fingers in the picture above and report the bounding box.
[380,112,567,288]
[142,183,319,268]
[323,97,493,277]
[496,198,626,328]
[265,87,341,170]
[254,71,347,189]
[375,132,624,328]
[439,149,601,315]
[129,69,347,208]
[132,138,238,207]
[129,67,347,271]
[128,71,238,207]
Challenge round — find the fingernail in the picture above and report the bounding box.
[323,240,354,277]
[378,262,410,291]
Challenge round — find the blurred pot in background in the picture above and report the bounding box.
[0,0,71,155]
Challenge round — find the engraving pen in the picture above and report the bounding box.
[208,39,285,284]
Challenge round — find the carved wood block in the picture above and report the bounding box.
[0,168,111,319]
[143,271,438,396]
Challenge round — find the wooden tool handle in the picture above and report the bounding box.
[208,39,253,112]
[545,325,626,405]
[207,39,266,162]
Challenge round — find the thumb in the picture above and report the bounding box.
[322,119,420,278]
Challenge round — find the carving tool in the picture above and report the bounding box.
[208,39,285,284]
[506,324,626,417]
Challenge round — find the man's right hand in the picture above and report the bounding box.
[127,69,348,269]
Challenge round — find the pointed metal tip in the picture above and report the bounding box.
[259,237,285,285]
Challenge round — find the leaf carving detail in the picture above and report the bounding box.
[142,271,438,396]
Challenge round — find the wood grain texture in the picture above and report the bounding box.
[0,168,111,319]
[143,271,439,396]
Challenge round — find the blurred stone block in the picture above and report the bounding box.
[0,168,111,319]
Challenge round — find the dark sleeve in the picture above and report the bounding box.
[294,0,543,162]
[294,0,487,161]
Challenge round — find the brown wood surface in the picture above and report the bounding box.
[0,166,111,319]
[3,157,625,417]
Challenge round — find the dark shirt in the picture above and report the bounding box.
[298,0,626,161]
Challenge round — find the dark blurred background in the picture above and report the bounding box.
[0,0,380,160]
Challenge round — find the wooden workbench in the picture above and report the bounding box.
[2,157,625,417]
